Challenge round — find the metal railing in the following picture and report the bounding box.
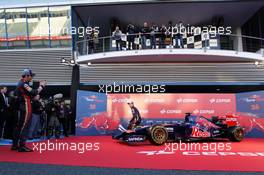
[75,32,264,57]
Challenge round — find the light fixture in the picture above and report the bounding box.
[70,59,75,64]
[87,62,92,66]
[61,58,66,63]
[60,57,78,66]
[254,61,260,66]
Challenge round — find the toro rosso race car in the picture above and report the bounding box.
[113,113,245,145]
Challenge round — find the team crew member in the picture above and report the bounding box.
[12,69,47,152]
[127,100,142,130]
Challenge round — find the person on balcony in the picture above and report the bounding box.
[150,23,159,49]
[126,23,136,50]
[176,21,184,48]
[159,24,167,49]
[88,31,95,54]
[112,26,123,51]
[140,22,150,49]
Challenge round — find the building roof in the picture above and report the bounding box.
[0,0,151,9]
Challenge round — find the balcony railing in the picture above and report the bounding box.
[75,32,264,57]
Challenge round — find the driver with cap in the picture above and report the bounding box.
[12,69,47,152]
[127,100,142,130]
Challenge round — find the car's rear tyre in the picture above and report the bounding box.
[148,125,168,145]
[228,126,244,142]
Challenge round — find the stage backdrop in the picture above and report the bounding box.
[76,90,264,137]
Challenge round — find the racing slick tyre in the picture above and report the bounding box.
[228,126,244,142]
[148,125,168,145]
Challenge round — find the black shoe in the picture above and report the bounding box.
[18,146,33,152]
[11,145,18,151]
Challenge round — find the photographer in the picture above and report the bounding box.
[58,101,69,137]
[47,98,61,139]
[12,69,47,152]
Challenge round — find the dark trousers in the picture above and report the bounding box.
[0,111,6,138]
[59,118,68,136]
[127,36,135,50]
[159,37,165,48]
[28,113,40,138]
[127,117,141,130]
[176,34,184,48]
[150,36,156,49]
[47,115,60,138]
[116,39,122,51]
[13,110,32,147]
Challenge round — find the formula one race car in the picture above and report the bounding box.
[113,113,244,145]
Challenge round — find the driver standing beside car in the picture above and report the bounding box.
[127,100,142,130]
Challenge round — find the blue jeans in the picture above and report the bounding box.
[141,36,147,49]
[28,113,40,138]
[176,34,184,48]
[150,36,156,49]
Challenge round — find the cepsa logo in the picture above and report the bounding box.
[191,126,210,137]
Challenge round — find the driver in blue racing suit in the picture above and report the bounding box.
[127,100,142,130]
[12,69,46,152]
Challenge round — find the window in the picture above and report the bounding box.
[0,9,7,49]
[49,6,72,48]
[5,8,27,49]
[27,7,49,48]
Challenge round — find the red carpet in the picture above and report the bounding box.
[0,136,264,172]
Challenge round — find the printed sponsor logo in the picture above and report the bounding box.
[191,126,210,137]
[160,109,182,114]
[112,98,130,103]
[177,98,198,104]
[193,109,215,114]
[144,98,165,103]
[83,96,103,103]
[165,127,174,132]
[126,135,145,142]
[137,151,264,157]
[209,98,231,103]
[226,117,237,122]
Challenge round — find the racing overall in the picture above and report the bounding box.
[13,79,38,147]
[127,106,142,130]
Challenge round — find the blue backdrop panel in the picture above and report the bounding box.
[236,91,264,137]
[76,90,107,136]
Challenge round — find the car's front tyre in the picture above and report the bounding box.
[148,125,168,145]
